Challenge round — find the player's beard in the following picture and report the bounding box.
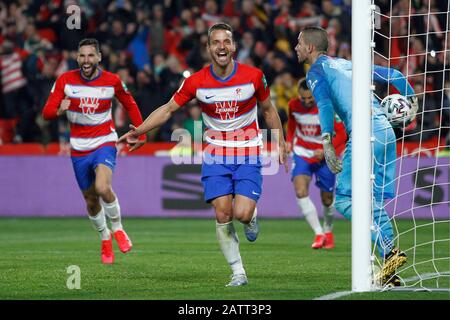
[80,63,98,79]
[304,101,314,108]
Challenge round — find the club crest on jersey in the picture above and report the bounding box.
[215,100,239,120]
[79,97,99,115]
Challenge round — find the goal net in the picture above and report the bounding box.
[371,0,450,291]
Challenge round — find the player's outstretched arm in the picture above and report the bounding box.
[118,98,181,151]
[259,97,288,172]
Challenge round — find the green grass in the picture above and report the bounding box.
[0,218,448,300]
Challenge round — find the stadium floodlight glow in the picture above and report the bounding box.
[183,70,191,78]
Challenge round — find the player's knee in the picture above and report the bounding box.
[83,194,99,211]
[214,206,233,223]
[233,207,253,223]
[321,195,334,207]
[295,189,308,199]
[94,182,112,198]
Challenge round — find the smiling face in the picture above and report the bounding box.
[207,29,236,69]
[77,45,101,79]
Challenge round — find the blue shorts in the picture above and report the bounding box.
[71,146,117,191]
[291,154,336,192]
[336,125,396,199]
[201,155,262,203]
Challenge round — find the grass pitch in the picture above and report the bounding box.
[0,218,448,300]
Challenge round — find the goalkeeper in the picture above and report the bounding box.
[295,26,418,284]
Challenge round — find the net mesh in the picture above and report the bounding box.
[371,0,450,290]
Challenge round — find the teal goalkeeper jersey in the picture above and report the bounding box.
[306,55,415,136]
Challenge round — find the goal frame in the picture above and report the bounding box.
[352,0,373,292]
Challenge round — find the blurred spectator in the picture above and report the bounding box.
[201,0,222,28]
[0,40,33,143]
[183,102,204,144]
[402,82,439,142]
[269,69,297,132]
[236,31,254,63]
[441,79,450,149]
[0,0,448,147]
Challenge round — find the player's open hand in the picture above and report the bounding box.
[407,96,419,123]
[322,133,342,174]
[57,97,70,116]
[279,140,289,173]
[118,124,144,152]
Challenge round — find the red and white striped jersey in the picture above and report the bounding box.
[173,61,270,156]
[287,97,347,163]
[0,52,27,94]
[42,69,144,156]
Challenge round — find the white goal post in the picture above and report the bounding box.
[352,0,373,292]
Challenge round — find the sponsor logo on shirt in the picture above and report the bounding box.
[79,97,99,115]
[215,100,239,120]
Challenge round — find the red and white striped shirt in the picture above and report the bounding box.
[1,52,27,94]
[287,97,347,164]
[173,61,270,156]
[42,69,144,156]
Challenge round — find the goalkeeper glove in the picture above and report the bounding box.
[322,133,342,174]
[405,96,419,126]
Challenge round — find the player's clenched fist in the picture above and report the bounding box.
[57,97,70,116]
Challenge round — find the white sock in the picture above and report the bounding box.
[297,197,323,235]
[216,221,246,276]
[323,204,334,233]
[101,198,123,232]
[89,207,110,240]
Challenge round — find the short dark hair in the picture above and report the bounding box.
[78,38,100,53]
[301,26,328,53]
[207,23,234,44]
[298,77,309,91]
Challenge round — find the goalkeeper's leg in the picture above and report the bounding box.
[373,127,407,284]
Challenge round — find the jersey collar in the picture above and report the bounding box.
[209,60,237,82]
[79,68,103,82]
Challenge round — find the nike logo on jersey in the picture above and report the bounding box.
[252,191,260,196]
[205,95,215,99]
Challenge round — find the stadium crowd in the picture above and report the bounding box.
[0,0,448,148]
